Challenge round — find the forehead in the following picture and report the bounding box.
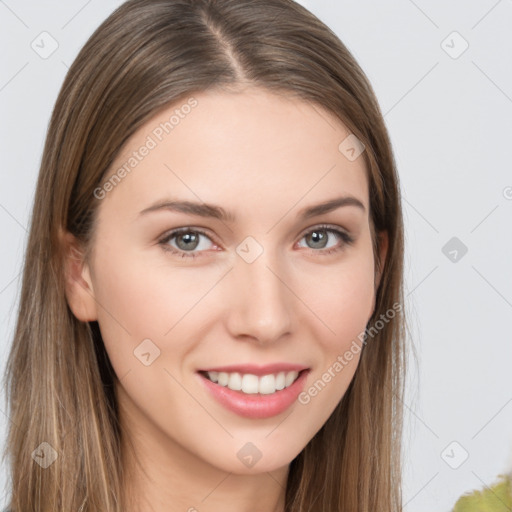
[100,87,369,223]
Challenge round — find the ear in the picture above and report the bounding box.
[59,229,98,322]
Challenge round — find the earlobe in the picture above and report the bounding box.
[60,229,98,322]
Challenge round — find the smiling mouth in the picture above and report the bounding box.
[198,369,307,395]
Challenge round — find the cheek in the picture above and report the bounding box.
[293,257,375,431]
[90,246,221,358]
[299,252,375,351]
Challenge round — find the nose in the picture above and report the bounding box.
[225,248,293,345]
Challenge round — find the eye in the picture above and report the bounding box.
[158,228,216,259]
[297,224,354,256]
[158,224,354,259]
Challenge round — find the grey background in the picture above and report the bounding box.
[1,1,511,510]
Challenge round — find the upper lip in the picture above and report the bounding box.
[198,363,309,376]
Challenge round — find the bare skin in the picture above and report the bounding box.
[63,86,387,512]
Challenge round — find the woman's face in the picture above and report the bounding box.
[70,87,385,475]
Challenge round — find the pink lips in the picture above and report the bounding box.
[196,364,311,419]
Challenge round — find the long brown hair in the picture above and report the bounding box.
[2,1,407,510]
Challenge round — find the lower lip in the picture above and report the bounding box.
[197,370,310,419]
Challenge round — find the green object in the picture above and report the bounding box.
[453,474,512,512]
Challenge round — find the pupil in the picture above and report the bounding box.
[178,232,198,250]
[309,230,327,248]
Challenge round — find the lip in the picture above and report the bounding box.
[197,368,311,419]
[197,363,309,376]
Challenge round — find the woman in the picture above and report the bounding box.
[1,0,407,510]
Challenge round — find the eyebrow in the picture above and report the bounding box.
[138,195,366,222]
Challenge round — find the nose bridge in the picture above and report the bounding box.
[227,242,293,343]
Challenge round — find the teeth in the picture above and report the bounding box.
[285,371,297,387]
[208,371,219,383]
[242,374,259,394]
[217,372,229,386]
[228,372,242,391]
[205,370,300,394]
[258,374,275,395]
[275,372,286,391]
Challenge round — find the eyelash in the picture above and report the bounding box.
[157,224,354,259]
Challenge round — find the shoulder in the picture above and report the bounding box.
[453,474,512,511]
